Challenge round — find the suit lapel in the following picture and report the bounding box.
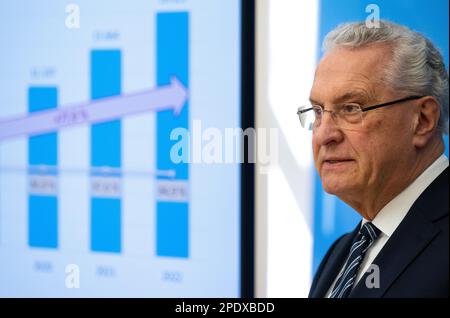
[349,209,440,297]
[350,167,449,298]
[310,224,360,298]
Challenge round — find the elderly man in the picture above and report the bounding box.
[301,21,449,298]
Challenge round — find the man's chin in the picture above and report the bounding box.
[321,180,354,196]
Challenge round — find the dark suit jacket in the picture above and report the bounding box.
[309,167,449,298]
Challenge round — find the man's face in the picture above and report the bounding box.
[310,45,417,200]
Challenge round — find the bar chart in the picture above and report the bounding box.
[0,0,242,297]
[24,24,191,257]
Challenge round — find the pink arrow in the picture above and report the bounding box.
[0,76,188,140]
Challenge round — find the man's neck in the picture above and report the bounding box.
[346,138,445,220]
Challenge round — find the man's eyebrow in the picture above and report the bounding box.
[334,91,370,104]
[309,97,321,105]
[309,91,370,106]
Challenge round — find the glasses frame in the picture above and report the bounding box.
[297,95,425,130]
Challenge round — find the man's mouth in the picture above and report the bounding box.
[322,159,354,169]
[324,159,353,164]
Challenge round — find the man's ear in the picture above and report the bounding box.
[412,96,441,148]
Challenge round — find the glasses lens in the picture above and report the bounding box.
[298,105,365,131]
[298,106,316,130]
[337,104,363,129]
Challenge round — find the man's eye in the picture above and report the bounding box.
[341,104,361,114]
[312,106,323,116]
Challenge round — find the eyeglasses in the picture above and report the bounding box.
[297,95,424,130]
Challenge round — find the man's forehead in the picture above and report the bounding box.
[311,46,391,102]
[311,68,377,101]
[318,45,391,74]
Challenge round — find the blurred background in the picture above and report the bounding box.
[0,0,448,297]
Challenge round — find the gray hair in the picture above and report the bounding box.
[323,20,449,135]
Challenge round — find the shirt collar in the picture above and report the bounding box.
[363,154,449,238]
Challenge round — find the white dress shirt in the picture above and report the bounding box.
[326,154,449,297]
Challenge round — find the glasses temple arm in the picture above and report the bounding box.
[362,95,424,112]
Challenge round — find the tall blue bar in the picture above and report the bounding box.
[156,12,189,258]
[28,87,58,249]
[90,50,122,253]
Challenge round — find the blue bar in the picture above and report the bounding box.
[156,12,189,258]
[156,202,189,257]
[28,87,58,166]
[28,86,58,249]
[91,199,121,253]
[90,49,122,253]
[29,196,58,248]
[156,12,189,179]
[90,50,121,168]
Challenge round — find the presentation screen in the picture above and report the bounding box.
[0,0,246,297]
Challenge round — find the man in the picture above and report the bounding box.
[302,21,449,298]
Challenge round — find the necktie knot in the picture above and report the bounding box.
[359,222,381,243]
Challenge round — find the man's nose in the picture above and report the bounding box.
[313,111,344,146]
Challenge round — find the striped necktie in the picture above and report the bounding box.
[330,222,381,298]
